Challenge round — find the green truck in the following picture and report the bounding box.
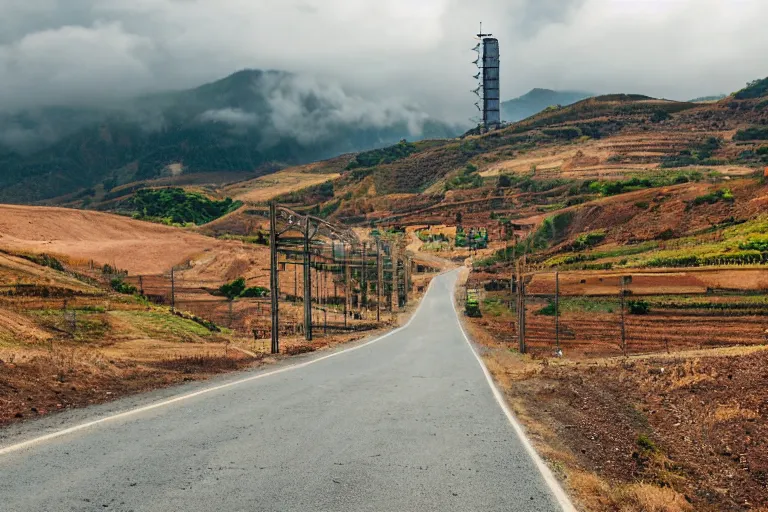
[465,289,482,317]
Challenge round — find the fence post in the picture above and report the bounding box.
[269,201,279,354]
[391,243,399,313]
[303,218,312,341]
[620,275,628,357]
[555,271,560,352]
[404,256,410,305]
[517,261,526,354]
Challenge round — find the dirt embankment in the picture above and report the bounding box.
[460,293,768,511]
[0,204,271,282]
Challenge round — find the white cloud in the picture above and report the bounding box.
[199,108,259,126]
[0,0,766,121]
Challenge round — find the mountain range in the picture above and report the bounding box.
[501,88,593,122]
[0,69,460,204]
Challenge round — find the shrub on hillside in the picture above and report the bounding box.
[572,230,606,251]
[219,277,247,300]
[131,188,241,225]
[734,127,768,141]
[445,164,483,190]
[241,286,269,298]
[537,301,559,316]
[217,278,270,300]
[530,211,574,250]
[627,299,650,315]
[20,253,65,272]
[733,78,768,100]
[110,278,137,295]
[690,188,734,207]
[346,140,417,169]
[739,237,768,252]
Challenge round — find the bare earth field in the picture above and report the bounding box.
[0,204,269,279]
[226,169,340,203]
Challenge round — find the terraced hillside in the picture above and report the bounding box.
[0,248,257,425]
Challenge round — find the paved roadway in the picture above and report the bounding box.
[0,270,565,511]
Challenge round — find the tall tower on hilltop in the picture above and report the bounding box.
[472,23,501,129]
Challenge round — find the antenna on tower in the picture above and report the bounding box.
[476,21,493,39]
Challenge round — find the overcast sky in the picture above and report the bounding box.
[1,0,767,122]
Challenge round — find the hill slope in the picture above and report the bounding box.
[250,77,768,261]
[0,204,266,279]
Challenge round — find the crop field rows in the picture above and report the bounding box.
[476,283,768,358]
[521,309,766,358]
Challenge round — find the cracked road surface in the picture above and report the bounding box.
[0,270,564,511]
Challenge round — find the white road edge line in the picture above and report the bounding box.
[0,272,442,457]
[450,272,577,512]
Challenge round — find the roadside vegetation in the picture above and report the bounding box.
[346,140,417,170]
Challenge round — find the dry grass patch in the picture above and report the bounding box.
[713,403,759,422]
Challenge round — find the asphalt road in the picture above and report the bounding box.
[0,270,566,511]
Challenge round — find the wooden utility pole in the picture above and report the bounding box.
[391,244,399,312]
[620,275,628,357]
[404,256,410,305]
[269,201,279,354]
[303,219,312,341]
[343,243,350,328]
[170,267,175,311]
[361,242,367,313]
[376,239,382,323]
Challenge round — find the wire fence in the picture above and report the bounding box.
[121,266,394,341]
[465,267,768,358]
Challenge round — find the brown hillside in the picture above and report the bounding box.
[0,205,267,279]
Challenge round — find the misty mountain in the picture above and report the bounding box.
[0,69,461,204]
[502,88,593,123]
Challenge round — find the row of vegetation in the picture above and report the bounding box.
[16,252,65,272]
[346,140,417,169]
[660,137,723,168]
[217,277,269,300]
[131,188,242,225]
[537,298,651,316]
[734,127,768,141]
[445,164,484,190]
[733,77,768,100]
[689,188,734,207]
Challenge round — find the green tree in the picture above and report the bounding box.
[219,277,247,300]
